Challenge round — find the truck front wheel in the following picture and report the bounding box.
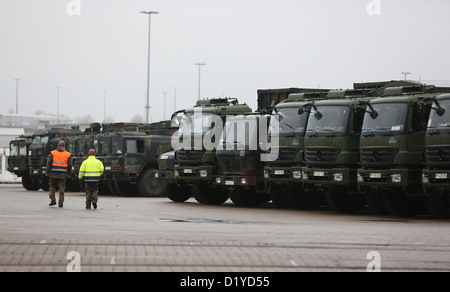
[427,191,450,219]
[138,169,167,197]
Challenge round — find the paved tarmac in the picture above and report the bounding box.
[0,183,450,273]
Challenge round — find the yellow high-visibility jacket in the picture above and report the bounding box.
[79,155,104,183]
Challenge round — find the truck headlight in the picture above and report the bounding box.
[422,173,429,184]
[292,171,302,179]
[174,170,180,177]
[357,173,364,183]
[333,173,343,182]
[199,170,208,178]
[240,178,248,185]
[391,174,402,183]
[215,177,221,184]
[264,170,269,178]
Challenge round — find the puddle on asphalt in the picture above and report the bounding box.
[158,217,269,225]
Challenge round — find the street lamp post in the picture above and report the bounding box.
[15,79,20,114]
[57,86,60,124]
[140,10,159,124]
[163,91,167,119]
[195,62,206,100]
[402,71,412,80]
[173,87,177,112]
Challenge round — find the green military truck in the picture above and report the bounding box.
[213,113,272,207]
[263,92,329,208]
[357,85,449,217]
[301,89,375,213]
[172,98,252,204]
[71,121,177,197]
[422,93,450,218]
[28,127,82,191]
[7,135,33,190]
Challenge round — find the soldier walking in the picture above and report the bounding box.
[46,140,72,207]
[78,149,104,209]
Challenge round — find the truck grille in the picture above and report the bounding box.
[268,148,298,166]
[176,150,203,165]
[360,148,398,167]
[426,147,450,168]
[305,148,339,167]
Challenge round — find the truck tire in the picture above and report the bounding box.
[192,185,228,205]
[382,192,421,218]
[427,192,450,219]
[114,181,137,197]
[287,189,320,210]
[167,184,191,202]
[229,188,269,208]
[21,173,40,191]
[270,186,291,208]
[138,169,167,197]
[325,190,366,213]
[366,192,390,215]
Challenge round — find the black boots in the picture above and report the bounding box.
[49,200,56,206]
[86,202,97,209]
[92,202,97,209]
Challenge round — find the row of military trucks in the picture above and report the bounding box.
[7,121,178,197]
[157,80,450,219]
[7,80,450,219]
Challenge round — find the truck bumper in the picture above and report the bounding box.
[302,167,353,186]
[357,168,416,189]
[174,165,214,184]
[264,166,303,185]
[422,169,450,190]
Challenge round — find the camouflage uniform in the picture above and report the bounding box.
[46,145,72,207]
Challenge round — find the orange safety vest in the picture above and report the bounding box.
[51,150,71,174]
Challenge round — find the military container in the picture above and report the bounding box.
[422,93,450,218]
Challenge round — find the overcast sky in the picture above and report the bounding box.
[1,0,450,123]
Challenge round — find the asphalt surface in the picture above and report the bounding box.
[0,183,450,273]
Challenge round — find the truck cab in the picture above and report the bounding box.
[263,92,329,209]
[422,93,450,218]
[357,85,439,217]
[173,98,252,205]
[301,89,375,213]
[7,136,33,190]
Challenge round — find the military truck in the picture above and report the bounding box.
[28,127,82,191]
[70,121,177,197]
[422,93,450,218]
[301,89,376,213]
[263,92,329,209]
[212,113,272,207]
[172,98,252,204]
[357,85,449,217]
[7,135,33,190]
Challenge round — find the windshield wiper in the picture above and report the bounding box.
[323,129,337,137]
[307,130,319,137]
[377,127,395,137]
[362,129,375,137]
[427,126,441,135]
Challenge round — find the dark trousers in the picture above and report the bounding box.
[85,183,99,205]
[49,177,66,204]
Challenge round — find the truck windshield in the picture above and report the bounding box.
[269,107,308,137]
[220,117,258,149]
[178,112,217,136]
[31,136,48,147]
[362,102,408,136]
[427,99,450,134]
[306,105,350,137]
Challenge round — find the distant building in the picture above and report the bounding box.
[0,113,73,131]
